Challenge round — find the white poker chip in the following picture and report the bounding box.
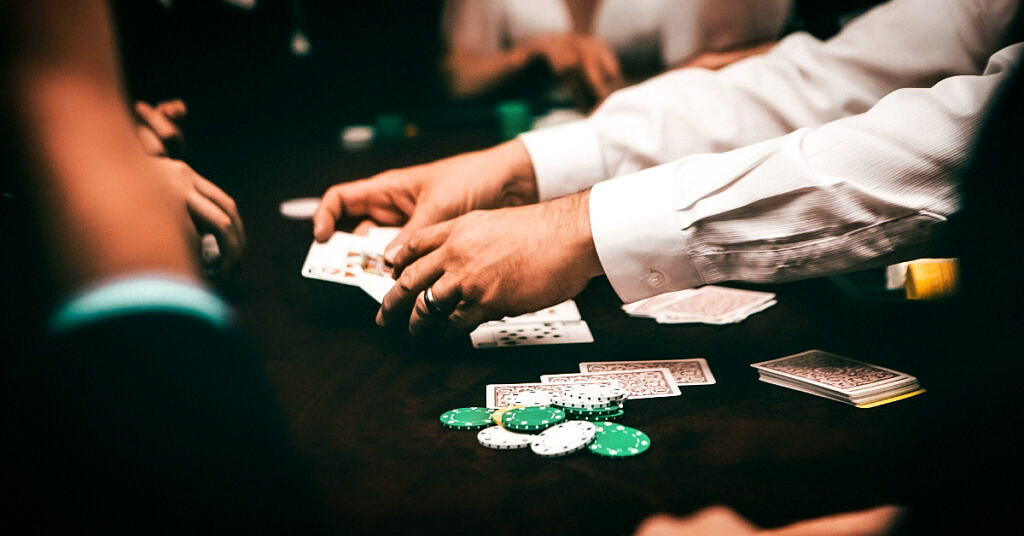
[279,197,321,220]
[529,420,597,457]
[557,385,628,407]
[477,426,533,450]
[506,391,554,407]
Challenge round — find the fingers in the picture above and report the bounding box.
[386,218,454,275]
[156,99,187,120]
[185,190,243,271]
[193,175,246,252]
[377,249,446,327]
[407,272,463,339]
[134,100,184,157]
[352,219,379,236]
[312,180,375,242]
[576,38,621,101]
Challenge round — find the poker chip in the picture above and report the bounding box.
[556,385,628,408]
[507,391,554,407]
[588,422,650,458]
[529,421,597,457]
[440,407,496,430]
[501,406,566,433]
[478,426,534,450]
[563,404,624,417]
[278,197,321,220]
[491,406,524,426]
[572,409,625,421]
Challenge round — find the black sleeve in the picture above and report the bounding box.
[6,313,329,533]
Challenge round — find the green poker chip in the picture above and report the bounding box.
[440,407,496,430]
[572,409,625,421]
[501,405,566,433]
[588,422,650,457]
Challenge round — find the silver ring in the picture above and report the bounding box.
[423,287,445,316]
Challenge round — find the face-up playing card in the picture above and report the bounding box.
[469,320,593,349]
[485,381,615,408]
[540,368,680,399]
[302,230,400,302]
[301,232,370,285]
[750,350,916,395]
[578,358,716,385]
[480,300,582,326]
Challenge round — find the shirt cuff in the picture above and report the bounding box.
[518,120,607,201]
[50,274,231,333]
[589,163,703,304]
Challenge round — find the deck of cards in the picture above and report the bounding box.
[751,350,924,408]
[623,285,776,325]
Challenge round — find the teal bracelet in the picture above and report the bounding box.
[50,275,231,333]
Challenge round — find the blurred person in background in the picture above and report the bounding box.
[441,0,793,112]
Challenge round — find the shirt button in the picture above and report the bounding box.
[645,270,666,289]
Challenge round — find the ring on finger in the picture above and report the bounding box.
[422,287,445,316]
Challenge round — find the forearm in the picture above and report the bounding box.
[5,1,196,296]
[521,0,1016,199]
[590,43,1019,303]
[444,46,535,98]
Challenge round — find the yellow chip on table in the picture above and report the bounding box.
[905,258,959,300]
[491,406,524,427]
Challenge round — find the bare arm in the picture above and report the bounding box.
[2,0,197,295]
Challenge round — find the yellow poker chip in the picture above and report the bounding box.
[491,406,524,427]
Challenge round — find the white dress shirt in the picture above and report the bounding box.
[519,0,1021,303]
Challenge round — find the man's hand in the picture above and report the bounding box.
[377,191,603,338]
[526,34,624,109]
[313,140,538,259]
[135,99,187,158]
[154,157,246,272]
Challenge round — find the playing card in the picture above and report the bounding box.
[301,232,369,285]
[540,368,680,399]
[652,285,775,319]
[480,300,582,326]
[485,381,614,408]
[655,299,777,325]
[579,358,716,385]
[470,320,593,349]
[302,229,401,302]
[623,285,775,324]
[750,349,916,396]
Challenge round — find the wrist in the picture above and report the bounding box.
[493,139,539,206]
[560,190,604,279]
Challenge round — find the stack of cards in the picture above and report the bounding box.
[301,228,400,303]
[622,285,776,325]
[486,358,716,407]
[468,300,593,349]
[751,350,924,408]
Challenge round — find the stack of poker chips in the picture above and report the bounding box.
[439,385,650,458]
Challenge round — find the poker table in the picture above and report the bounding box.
[203,120,963,535]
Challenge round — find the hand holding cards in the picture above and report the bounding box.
[302,230,594,347]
